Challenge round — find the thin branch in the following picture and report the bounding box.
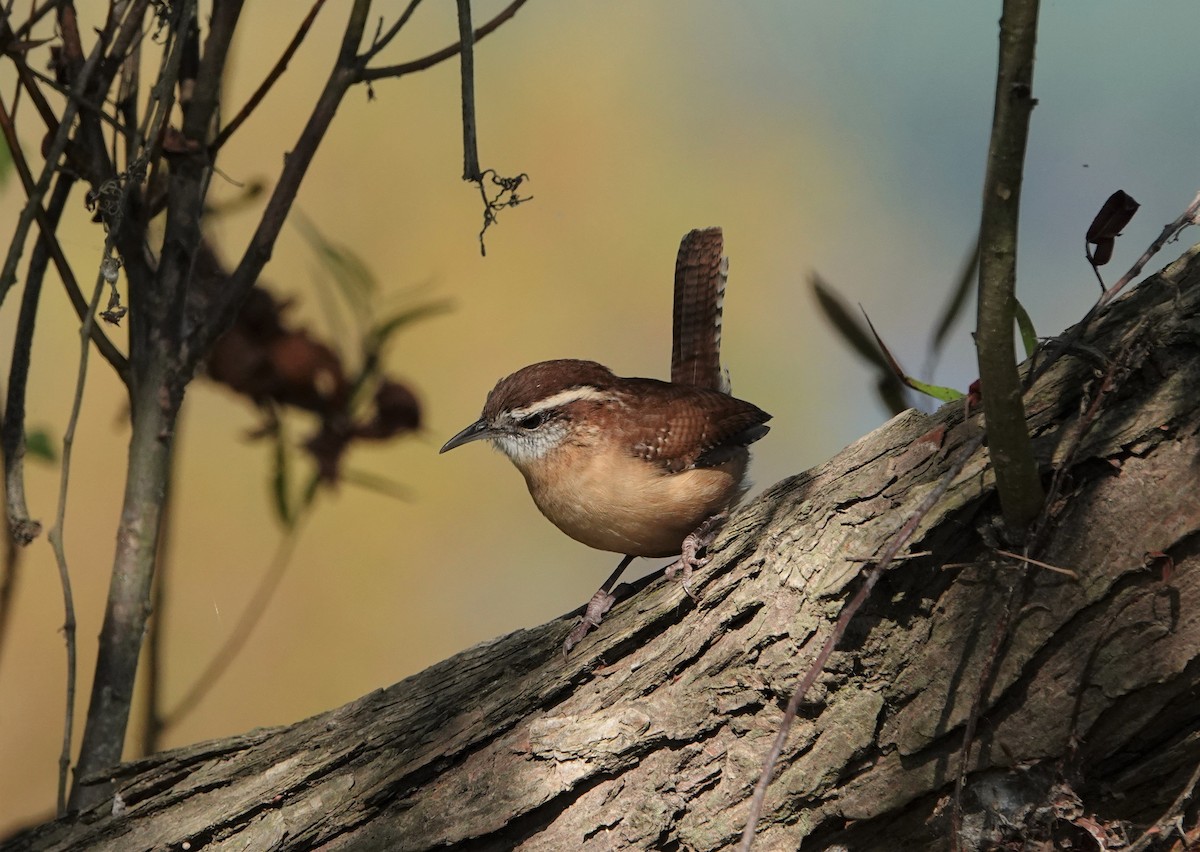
[47,263,109,815]
[50,1,149,186]
[10,59,133,137]
[975,0,1044,534]
[205,0,529,360]
[2,176,71,547]
[207,37,364,358]
[337,0,371,67]
[359,0,527,82]
[115,10,141,169]
[0,3,112,309]
[209,0,329,153]
[738,433,987,850]
[179,0,242,142]
[0,469,22,669]
[8,54,60,135]
[357,0,422,65]
[456,0,480,181]
[0,0,64,47]
[0,92,129,378]
[1099,189,1200,307]
[993,547,1078,578]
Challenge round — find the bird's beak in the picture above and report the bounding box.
[439,418,494,454]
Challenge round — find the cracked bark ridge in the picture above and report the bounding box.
[8,246,1200,850]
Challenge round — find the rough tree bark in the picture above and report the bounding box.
[7,247,1200,851]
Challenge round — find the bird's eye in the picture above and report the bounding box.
[517,413,546,430]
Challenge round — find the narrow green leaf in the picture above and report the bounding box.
[299,471,322,513]
[25,428,57,462]
[1013,299,1038,359]
[293,212,376,323]
[862,309,964,404]
[368,299,454,349]
[905,378,965,403]
[0,138,12,189]
[270,424,294,529]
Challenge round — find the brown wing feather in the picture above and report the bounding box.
[624,379,770,473]
[671,227,728,392]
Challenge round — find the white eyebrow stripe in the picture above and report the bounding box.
[509,386,609,418]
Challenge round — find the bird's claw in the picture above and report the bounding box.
[664,511,726,600]
[563,588,616,655]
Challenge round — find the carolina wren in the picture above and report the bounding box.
[441,228,770,651]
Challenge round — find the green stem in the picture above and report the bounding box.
[975,0,1044,535]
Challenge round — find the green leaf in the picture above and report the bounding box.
[367,299,454,350]
[293,212,377,324]
[861,309,964,404]
[299,471,322,513]
[0,136,12,190]
[270,424,294,529]
[1013,299,1038,359]
[904,377,965,403]
[25,428,57,462]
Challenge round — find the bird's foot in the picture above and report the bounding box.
[563,588,616,655]
[665,511,728,599]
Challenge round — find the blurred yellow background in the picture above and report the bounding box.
[2,1,1197,834]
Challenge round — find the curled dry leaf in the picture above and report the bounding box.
[1086,190,1140,266]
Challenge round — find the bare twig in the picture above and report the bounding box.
[9,59,133,137]
[0,93,129,378]
[0,478,22,669]
[0,0,63,48]
[456,0,480,181]
[47,262,110,815]
[8,56,61,136]
[0,5,111,308]
[357,0,422,65]
[738,433,986,850]
[975,0,1044,535]
[1099,189,1200,307]
[208,0,528,356]
[359,0,527,81]
[210,0,329,153]
[115,9,141,168]
[180,0,242,141]
[2,175,72,546]
[993,547,1078,579]
[203,1,371,357]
